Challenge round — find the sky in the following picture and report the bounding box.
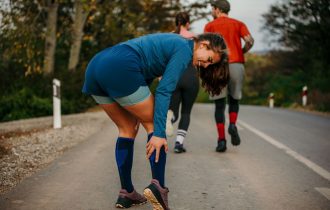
[189,0,281,52]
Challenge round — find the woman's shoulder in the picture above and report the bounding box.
[180,29,195,39]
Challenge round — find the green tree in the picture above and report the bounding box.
[262,0,330,91]
[0,0,210,121]
[43,0,59,75]
[0,0,45,78]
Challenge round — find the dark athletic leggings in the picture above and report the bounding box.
[169,63,199,131]
[214,95,239,123]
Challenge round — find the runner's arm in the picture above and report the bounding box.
[242,35,254,53]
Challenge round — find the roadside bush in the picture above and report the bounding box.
[0,88,52,122]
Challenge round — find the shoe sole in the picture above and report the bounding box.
[230,135,240,146]
[216,148,226,152]
[115,201,147,209]
[229,130,240,146]
[174,148,186,153]
[216,141,227,152]
[115,199,147,209]
[143,188,165,210]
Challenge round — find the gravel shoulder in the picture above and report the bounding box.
[0,110,108,195]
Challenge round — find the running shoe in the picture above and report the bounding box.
[144,179,170,210]
[216,139,227,152]
[228,124,241,146]
[115,189,147,208]
[166,110,174,137]
[174,142,186,153]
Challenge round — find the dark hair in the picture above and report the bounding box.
[211,0,230,14]
[195,33,229,96]
[174,12,190,34]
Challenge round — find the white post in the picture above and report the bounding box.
[302,85,308,107]
[53,78,61,129]
[269,93,274,108]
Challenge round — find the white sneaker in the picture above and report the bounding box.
[166,110,174,137]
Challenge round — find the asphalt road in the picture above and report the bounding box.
[0,104,329,210]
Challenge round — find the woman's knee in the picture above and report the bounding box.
[118,121,139,138]
[140,121,154,134]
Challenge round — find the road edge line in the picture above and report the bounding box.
[238,120,330,182]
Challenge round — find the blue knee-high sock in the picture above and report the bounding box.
[115,137,134,193]
[147,133,167,188]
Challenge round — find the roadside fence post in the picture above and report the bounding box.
[269,92,274,108]
[53,78,61,129]
[302,85,308,107]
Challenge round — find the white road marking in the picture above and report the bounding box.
[238,120,330,182]
[315,187,330,200]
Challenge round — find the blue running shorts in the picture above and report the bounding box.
[83,44,151,106]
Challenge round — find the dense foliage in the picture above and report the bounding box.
[0,0,209,122]
[1,0,329,122]
[257,0,330,110]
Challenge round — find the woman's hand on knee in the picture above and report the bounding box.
[146,136,168,163]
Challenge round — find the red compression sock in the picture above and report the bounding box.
[229,112,238,124]
[216,123,225,140]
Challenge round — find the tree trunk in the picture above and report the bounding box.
[68,0,89,72]
[43,1,58,75]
